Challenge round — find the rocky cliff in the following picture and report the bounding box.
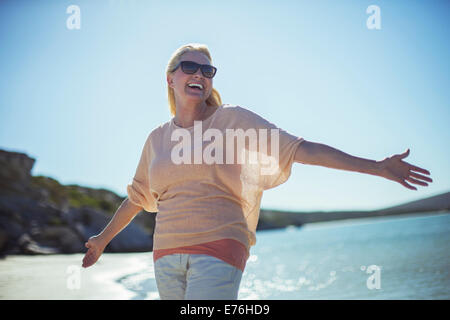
[0,149,155,256]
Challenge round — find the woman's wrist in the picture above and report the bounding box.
[92,233,109,249]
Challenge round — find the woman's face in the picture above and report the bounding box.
[167,51,214,105]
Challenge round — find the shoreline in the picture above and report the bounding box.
[299,210,450,230]
[1,212,448,300]
[0,252,155,300]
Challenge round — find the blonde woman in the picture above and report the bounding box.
[82,43,432,300]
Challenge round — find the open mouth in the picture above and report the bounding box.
[187,83,204,91]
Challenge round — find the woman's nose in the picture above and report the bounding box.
[192,68,204,78]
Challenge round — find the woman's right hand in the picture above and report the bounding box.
[82,235,106,268]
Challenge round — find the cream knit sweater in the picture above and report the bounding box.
[127,104,304,251]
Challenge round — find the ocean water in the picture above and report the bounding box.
[116,212,450,300]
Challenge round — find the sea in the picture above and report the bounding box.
[116,212,450,300]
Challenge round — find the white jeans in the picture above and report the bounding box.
[154,253,243,300]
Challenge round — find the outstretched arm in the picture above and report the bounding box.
[294,141,432,190]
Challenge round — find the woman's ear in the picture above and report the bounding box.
[167,75,174,88]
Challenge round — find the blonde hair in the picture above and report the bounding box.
[166,43,222,116]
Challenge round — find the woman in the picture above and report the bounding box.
[82,43,432,300]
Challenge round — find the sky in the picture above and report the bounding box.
[0,0,449,212]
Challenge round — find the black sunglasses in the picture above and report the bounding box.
[171,60,217,78]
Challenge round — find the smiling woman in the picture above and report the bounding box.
[81,42,433,301]
[165,43,222,121]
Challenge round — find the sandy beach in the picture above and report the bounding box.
[0,252,157,300]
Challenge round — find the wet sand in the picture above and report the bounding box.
[0,252,154,300]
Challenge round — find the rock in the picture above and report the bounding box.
[33,226,85,253]
[0,149,36,197]
[66,185,125,213]
[0,149,35,183]
[0,195,82,255]
[18,233,59,255]
[0,149,156,256]
[0,229,8,253]
[66,207,153,253]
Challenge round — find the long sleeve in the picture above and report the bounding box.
[126,133,159,213]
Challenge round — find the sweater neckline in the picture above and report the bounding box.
[170,104,223,130]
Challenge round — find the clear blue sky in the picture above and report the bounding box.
[1,0,448,212]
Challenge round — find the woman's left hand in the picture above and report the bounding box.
[378,149,433,190]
